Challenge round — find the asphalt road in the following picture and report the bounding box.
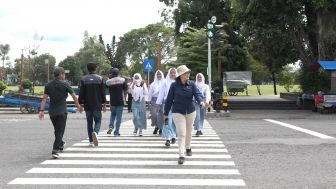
[0,108,335,189]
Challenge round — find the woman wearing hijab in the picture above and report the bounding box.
[148,70,165,135]
[130,73,148,136]
[194,73,211,136]
[156,68,177,147]
[164,65,205,164]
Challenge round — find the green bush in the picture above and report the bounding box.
[298,69,330,94]
[20,79,32,90]
[0,81,7,95]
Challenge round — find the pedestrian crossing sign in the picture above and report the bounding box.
[144,59,155,73]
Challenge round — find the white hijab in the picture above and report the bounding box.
[149,70,165,99]
[131,73,148,101]
[195,73,211,103]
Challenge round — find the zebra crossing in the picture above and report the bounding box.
[8,119,246,187]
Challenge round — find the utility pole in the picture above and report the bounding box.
[157,32,164,71]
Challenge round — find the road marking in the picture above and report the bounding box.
[9,178,246,186]
[58,153,232,159]
[73,143,225,147]
[64,147,228,152]
[264,119,335,139]
[80,140,224,144]
[41,160,234,166]
[27,168,239,174]
[96,136,221,140]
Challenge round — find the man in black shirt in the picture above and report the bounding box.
[78,63,106,146]
[39,67,81,159]
[106,68,128,136]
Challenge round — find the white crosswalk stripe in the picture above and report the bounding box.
[8,119,246,187]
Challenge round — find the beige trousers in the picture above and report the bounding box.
[172,111,196,157]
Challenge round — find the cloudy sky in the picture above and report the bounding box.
[0,0,165,64]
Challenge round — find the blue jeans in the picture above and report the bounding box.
[85,111,102,142]
[109,106,124,135]
[194,102,206,130]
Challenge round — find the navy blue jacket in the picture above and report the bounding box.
[164,79,204,115]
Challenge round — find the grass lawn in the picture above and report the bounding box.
[4,84,301,96]
[226,84,301,96]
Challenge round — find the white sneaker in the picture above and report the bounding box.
[92,132,99,146]
[89,142,94,147]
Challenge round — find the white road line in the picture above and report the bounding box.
[264,119,335,139]
[96,136,221,140]
[27,168,240,175]
[41,160,234,166]
[9,178,246,186]
[80,140,224,144]
[58,153,232,159]
[73,143,225,147]
[64,147,228,153]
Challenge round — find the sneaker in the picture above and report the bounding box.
[139,129,143,137]
[171,138,176,144]
[195,130,200,136]
[165,140,170,147]
[107,128,113,134]
[89,142,94,147]
[59,141,66,152]
[178,157,185,165]
[186,148,192,156]
[133,128,138,136]
[52,150,59,159]
[114,133,121,137]
[92,132,99,146]
[199,130,203,135]
[159,129,162,135]
[153,127,159,134]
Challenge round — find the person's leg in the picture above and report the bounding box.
[50,113,67,157]
[114,106,124,135]
[127,94,132,112]
[194,102,200,131]
[172,113,186,157]
[93,110,102,134]
[199,107,206,130]
[85,111,94,143]
[185,111,196,150]
[109,106,116,129]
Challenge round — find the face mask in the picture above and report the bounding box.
[135,79,141,85]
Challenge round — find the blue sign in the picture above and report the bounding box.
[144,59,155,73]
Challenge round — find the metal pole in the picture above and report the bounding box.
[208,38,211,92]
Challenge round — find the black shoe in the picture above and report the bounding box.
[107,128,113,134]
[165,140,170,147]
[171,138,176,144]
[186,148,192,156]
[199,130,203,135]
[178,157,185,164]
[59,141,65,152]
[195,131,200,136]
[159,129,162,135]
[153,127,159,134]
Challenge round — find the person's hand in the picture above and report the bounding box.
[156,105,161,113]
[102,105,107,112]
[163,114,168,121]
[38,111,44,120]
[200,101,205,108]
[79,106,84,113]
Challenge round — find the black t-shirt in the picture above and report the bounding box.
[106,77,128,106]
[44,79,74,116]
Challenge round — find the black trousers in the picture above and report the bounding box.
[50,113,67,152]
[127,93,133,111]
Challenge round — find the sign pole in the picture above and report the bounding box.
[208,37,211,92]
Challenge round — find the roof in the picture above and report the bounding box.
[318,61,336,71]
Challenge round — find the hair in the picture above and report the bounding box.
[87,62,97,72]
[54,67,65,77]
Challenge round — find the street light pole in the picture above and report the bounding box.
[157,32,163,70]
[208,37,212,92]
[44,59,49,82]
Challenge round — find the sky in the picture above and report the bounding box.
[0,0,165,64]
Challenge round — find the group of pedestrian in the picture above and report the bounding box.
[39,63,211,164]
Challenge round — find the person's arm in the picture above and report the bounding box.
[39,94,49,120]
[101,80,107,112]
[164,83,175,116]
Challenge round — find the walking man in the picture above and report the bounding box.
[78,62,106,146]
[39,67,81,159]
[105,68,128,136]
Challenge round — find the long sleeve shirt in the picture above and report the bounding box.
[164,80,204,115]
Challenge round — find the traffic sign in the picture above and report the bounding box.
[144,59,155,73]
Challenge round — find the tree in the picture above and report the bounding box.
[99,35,127,70]
[58,56,82,85]
[119,23,176,75]
[277,65,297,92]
[0,44,10,81]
